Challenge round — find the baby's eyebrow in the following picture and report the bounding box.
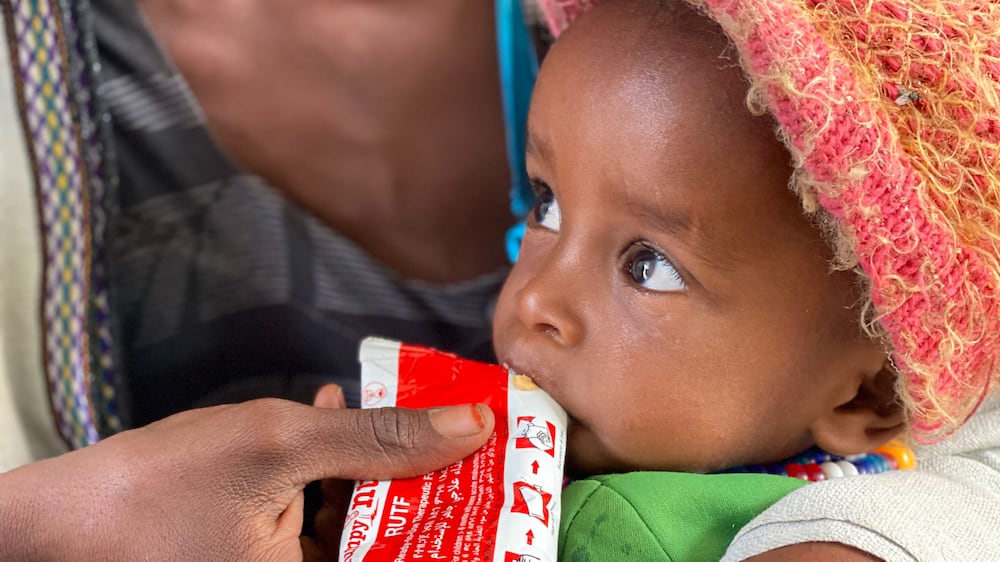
[625,200,691,237]
[625,200,742,271]
[527,127,739,270]
[526,130,554,163]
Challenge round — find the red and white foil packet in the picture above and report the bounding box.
[338,338,567,562]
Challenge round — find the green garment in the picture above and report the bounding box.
[559,472,807,561]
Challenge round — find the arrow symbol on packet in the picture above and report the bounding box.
[526,530,535,546]
[531,460,540,475]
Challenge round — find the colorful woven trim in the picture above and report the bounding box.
[59,0,122,437]
[3,0,121,447]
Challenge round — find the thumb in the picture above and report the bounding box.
[294,404,495,484]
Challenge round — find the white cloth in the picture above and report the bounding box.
[723,392,1000,561]
[0,17,67,472]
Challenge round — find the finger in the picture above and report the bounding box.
[313,478,353,555]
[296,404,494,483]
[313,503,348,559]
[313,384,346,409]
[274,490,306,541]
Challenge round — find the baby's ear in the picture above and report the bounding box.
[810,362,905,455]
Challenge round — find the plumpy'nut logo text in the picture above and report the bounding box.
[342,480,381,561]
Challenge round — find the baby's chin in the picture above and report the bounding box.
[564,424,746,477]
[563,423,647,478]
[561,423,603,477]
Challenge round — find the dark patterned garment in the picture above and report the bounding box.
[92,0,507,427]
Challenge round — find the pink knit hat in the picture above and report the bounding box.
[539,0,1000,442]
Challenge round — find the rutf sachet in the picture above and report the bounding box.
[339,337,568,562]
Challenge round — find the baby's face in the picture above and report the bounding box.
[492,3,884,475]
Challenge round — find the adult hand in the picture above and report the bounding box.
[1,397,493,561]
[305,385,380,560]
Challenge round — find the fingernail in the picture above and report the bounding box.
[314,383,346,409]
[428,404,488,438]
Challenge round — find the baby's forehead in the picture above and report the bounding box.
[554,1,730,65]
[529,1,798,254]
[544,3,749,108]
[535,3,765,150]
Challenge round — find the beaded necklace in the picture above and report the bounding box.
[721,439,916,483]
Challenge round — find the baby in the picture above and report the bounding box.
[488,0,1000,559]
[317,0,998,559]
[498,0,907,477]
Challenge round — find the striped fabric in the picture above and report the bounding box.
[92,0,510,425]
[5,0,531,439]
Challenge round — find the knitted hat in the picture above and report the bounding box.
[538,0,1000,442]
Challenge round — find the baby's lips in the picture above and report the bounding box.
[503,363,576,417]
[502,361,543,389]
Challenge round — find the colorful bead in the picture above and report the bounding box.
[869,454,890,473]
[785,463,809,481]
[836,460,859,476]
[812,449,833,463]
[720,442,915,482]
[820,461,844,479]
[803,463,826,482]
[874,439,916,470]
[881,453,899,470]
[854,456,876,474]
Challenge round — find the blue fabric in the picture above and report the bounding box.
[506,221,527,263]
[495,0,538,262]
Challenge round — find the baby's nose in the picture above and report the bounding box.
[515,266,585,348]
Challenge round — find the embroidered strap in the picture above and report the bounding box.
[3,0,120,448]
[60,0,123,437]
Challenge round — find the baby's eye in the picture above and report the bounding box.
[531,180,561,232]
[627,246,686,292]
